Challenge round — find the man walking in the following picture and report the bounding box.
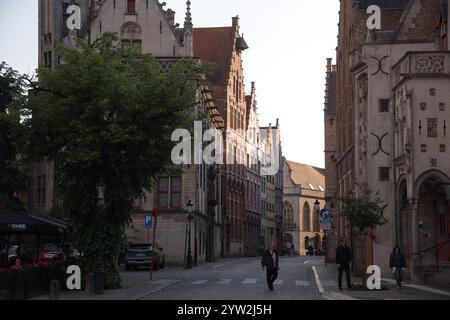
[261,244,279,291]
[336,238,352,290]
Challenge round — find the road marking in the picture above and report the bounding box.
[304,260,310,264]
[274,280,283,285]
[295,281,310,287]
[243,278,258,284]
[153,280,177,285]
[217,279,232,284]
[312,266,325,294]
[213,260,247,269]
[192,280,208,285]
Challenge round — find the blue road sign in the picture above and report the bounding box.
[320,209,332,230]
[145,215,153,229]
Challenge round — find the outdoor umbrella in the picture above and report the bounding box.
[0,211,66,236]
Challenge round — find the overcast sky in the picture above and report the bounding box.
[0,0,340,168]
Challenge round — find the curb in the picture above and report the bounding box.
[312,265,359,300]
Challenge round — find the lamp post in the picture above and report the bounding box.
[186,200,194,269]
[95,179,107,294]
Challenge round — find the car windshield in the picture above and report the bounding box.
[129,244,151,250]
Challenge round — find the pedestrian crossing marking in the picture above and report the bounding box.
[217,279,232,284]
[186,279,312,286]
[243,278,258,284]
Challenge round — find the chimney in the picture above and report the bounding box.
[232,16,239,27]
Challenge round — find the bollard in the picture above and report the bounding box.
[0,290,11,300]
[85,272,95,296]
[49,279,60,300]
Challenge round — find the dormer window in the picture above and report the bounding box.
[127,0,136,14]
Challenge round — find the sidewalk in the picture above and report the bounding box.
[313,261,450,300]
[31,278,182,300]
[30,257,256,300]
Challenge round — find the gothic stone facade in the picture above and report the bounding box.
[335,0,450,281]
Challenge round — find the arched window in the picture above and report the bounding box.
[303,202,311,232]
[314,205,320,232]
[283,202,294,231]
[120,22,142,51]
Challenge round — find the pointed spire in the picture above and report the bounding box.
[184,0,193,31]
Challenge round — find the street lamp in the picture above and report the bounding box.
[185,200,194,269]
[95,179,107,294]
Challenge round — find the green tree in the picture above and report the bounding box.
[339,183,387,288]
[340,183,387,233]
[7,33,204,288]
[0,62,27,211]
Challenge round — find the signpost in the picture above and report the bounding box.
[149,208,158,281]
[320,209,332,267]
[145,215,153,242]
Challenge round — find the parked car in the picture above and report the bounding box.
[38,244,63,263]
[125,242,165,271]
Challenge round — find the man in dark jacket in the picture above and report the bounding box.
[389,246,407,289]
[261,244,279,291]
[336,238,352,290]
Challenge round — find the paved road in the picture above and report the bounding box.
[126,256,323,300]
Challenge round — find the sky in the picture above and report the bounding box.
[0,0,340,168]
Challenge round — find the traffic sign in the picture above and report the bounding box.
[145,215,153,229]
[320,209,332,230]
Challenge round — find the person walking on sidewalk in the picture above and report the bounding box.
[261,244,279,291]
[390,246,407,289]
[336,238,352,290]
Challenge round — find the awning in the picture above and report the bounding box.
[0,211,67,236]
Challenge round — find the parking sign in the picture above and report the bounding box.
[145,215,153,229]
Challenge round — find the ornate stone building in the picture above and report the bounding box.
[37,0,225,267]
[283,160,326,256]
[323,58,338,262]
[260,121,283,251]
[333,0,450,283]
[244,82,262,256]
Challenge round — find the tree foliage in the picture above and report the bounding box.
[0,62,27,211]
[7,33,205,288]
[339,183,387,233]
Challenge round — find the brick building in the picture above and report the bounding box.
[193,16,250,257]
